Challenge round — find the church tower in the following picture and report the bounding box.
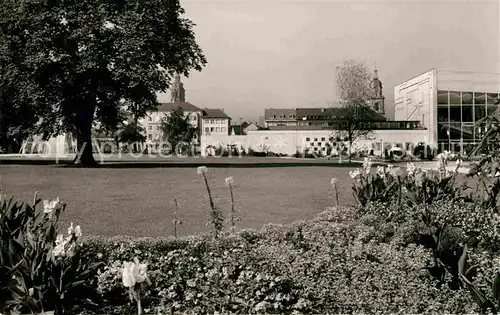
[369,67,385,115]
[170,72,186,102]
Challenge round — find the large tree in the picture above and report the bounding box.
[332,59,376,162]
[0,0,206,165]
[161,106,197,155]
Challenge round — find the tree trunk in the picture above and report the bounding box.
[348,141,352,163]
[73,104,98,166]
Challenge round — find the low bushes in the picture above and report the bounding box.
[350,151,500,313]
[77,206,477,314]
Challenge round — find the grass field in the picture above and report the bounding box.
[0,165,356,237]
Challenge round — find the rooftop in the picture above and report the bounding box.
[261,120,424,131]
[295,107,387,122]
[157,101,202,112]
[202,108,231,119]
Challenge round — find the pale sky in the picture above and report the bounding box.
[158,0,500,122]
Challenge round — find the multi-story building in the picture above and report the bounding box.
[140,73,233,151]
[295,107,387,127]
[394,69,500,153]
[264,68,387,128]
[264,109,297,127]
[201,109,231,136]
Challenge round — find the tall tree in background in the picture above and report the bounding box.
[332,59,375,162]
[0,0,206,166]
[161,107,197,154]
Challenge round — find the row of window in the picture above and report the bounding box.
[204,127,226,133]
[206,119,226,125]
[437,105,498,123]
[437,90,500,106]
[269,114,296,119]
[437,122,495,141]
[149,125,162,130]
[306,137,328,142]
[148,115,198,122]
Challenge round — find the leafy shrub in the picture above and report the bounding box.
[0,193,103,315]
[351,157,466,207]
[79,207,476,314]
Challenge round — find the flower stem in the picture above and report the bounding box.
[335,186,339,206]
[137,286,142,315]
[202,173,215,210]
[229,184,235,234]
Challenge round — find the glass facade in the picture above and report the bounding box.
[437,90,500,152]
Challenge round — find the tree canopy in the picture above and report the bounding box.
[332,59,376,162]
[161,106,197,154]
[0,0,206,165]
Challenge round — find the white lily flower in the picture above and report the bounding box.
[225,176,234,186]
[330,177,340,186]
[43,197,60,214]
[349,169,361,179]
[197,166,207,175]
[122,257,149,288]
[406,163,416,176]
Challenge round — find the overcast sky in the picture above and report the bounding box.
[158,0,500,122]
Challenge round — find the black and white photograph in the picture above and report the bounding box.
[1,0,500,314]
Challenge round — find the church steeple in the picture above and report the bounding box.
[170,72,186,102]
[369,66,385,115]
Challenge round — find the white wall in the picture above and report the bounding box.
[200,129,429,157]
[200,135,248,156]
[394,69,437,147]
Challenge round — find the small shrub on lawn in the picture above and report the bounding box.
[80,206,476,315]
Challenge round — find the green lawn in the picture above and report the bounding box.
[0,165,356,237]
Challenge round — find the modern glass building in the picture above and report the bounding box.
[394,69,500,154]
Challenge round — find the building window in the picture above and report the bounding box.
[314,138,318,141]
[476,105,487,120]
[487,93,499,105]
[306,137,310,141]
[148,116,152,121]
[221,127,226,132]
[210,119,214,124]
[321,137,325,141]
[475,92,486,105]
[437,107,449,123]
[148,134,152,140]
[210,127,214,132]
[205,127,209,133]
[216,127,220,132]
[449,105,461,122]
[216,119,220,124]
[462,105,473,122]
[148,126,152,130]
[437,90,448,106]
[322,147,326,151]
[156,126,161,130]
[462,92,473,105]
[449,91,461,105]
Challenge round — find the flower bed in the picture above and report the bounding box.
[81,207,476,314]
[0,190,477,314]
